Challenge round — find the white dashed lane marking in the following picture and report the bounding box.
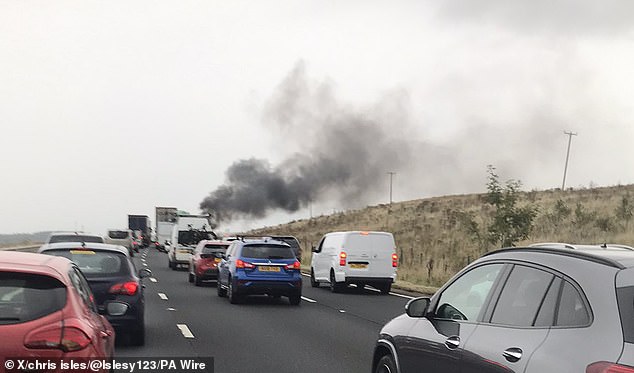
[150,278,157,283]
[158,293,168,300]
[177,324,195,339]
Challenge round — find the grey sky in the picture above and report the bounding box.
[2,1,634,234]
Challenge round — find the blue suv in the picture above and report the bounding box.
[217,239,302,305]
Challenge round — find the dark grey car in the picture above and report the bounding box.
[372,245,634,373]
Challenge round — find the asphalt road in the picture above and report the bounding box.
[116,247,415,373]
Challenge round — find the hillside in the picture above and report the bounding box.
[252,184,634,287]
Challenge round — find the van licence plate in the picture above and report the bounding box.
[350,263,368,269]
[258,266,280,272]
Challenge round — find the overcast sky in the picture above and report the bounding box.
[2,1,634,235]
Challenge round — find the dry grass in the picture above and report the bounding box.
[251,184,634,287]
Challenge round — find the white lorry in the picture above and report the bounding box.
[167,214,216,270]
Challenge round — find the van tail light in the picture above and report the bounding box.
[236,259,255,269]
[339,252,347,266]
[109,281,139,295]
[392,253,399,267]
[285,261,301,270]
[25,326,91,352]
[587,362,634,373]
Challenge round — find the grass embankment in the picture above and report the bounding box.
[253,184,634,289]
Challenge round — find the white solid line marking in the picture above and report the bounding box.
[389,292,415,300]
[301,273,310,277]
[158,293,168,300]
[167,307,176,311]
[177,324,195,339]
[150,277,157,283]
[301,296,316,303]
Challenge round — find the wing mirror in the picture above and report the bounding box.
[405,297,431,318]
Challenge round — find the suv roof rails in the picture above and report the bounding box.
[530,242,634,251]
[484,246,626,269]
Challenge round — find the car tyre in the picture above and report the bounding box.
[310,268,319,288]
[217,281,227,297]
[129,326,145,346]
[374,354,396,373]
[194,273,202,287]
[379,283,391,295]
[330,270,343,293]
[188,272,194,283]
[289,294,301,306]
[228,278,241,304]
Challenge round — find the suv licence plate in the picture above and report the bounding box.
[258,266,281,272]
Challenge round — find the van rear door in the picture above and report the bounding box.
[343,232,395,277]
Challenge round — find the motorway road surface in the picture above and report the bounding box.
[116,247,416,373]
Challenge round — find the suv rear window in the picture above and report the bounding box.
[241,244,295,259]
[44,250,131,278]
[49,235,104,244]
[0,272,66,325]
[108,230,130,239]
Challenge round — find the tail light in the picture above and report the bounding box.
[236,259,255,269]
[339,252,347,266]
[587,362,634,373]
[285,261,301,270]
[109,281,139,295]
[392,253,399,267]
[25,326,91,352]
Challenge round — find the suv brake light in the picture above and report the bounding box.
[25,327,91,352]
[285,261,301,270]
[109,281,139,295]
[236,259,255,269]
[392,253,398,267]
[339,252,347,266]
[587,362,634,373]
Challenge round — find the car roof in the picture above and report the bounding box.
[0,251,72,280]
[484,245,634,270]
[199,240,230,246]
[49,231,102,237]
[236,238,290,247]
[39,242,130,256]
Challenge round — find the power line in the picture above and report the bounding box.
[562,130,578,190]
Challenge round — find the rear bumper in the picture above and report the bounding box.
[197,267,219,279]
[234,278,302,296]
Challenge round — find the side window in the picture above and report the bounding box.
[315,237,325,253]
[555,281,590,327]
[69,268,96,312]
[490,265,554,327]
[436,264,504,321]
[534,277,562,327]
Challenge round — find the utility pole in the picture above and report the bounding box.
[387,172,396,204]
[562,130,578,190]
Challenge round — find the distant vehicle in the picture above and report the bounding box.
[38,242,151,346]
[217,238,302,305]
[45,231,104,244]
[310,231,398,294]
[128,214,150,247]
[0,251,115,363]
[188,240,230,286]
[156,221,176,253]
[371,245,634,373]
[167,214,216,270]
[268,235,302,262]
[131,230,143,253]
[105,229,134,255]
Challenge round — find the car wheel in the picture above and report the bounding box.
[228,278,241,304]
[289,294,301,306]
[375,354,396,373]
[188,271,194,283]
[129,326,145,346]
[194,274,202,286]
[379,283,391,295]
[217,281,227,297]
[330,270,343,293]
[310,268,319,288]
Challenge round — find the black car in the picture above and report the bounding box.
[38,242,151,346]
[373,244,634,373]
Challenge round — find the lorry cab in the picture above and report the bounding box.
[310,231,398,294]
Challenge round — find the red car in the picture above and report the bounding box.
[0,251,115,367]
[188,240,230,286]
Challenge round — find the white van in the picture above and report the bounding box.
[310,231,398,294]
